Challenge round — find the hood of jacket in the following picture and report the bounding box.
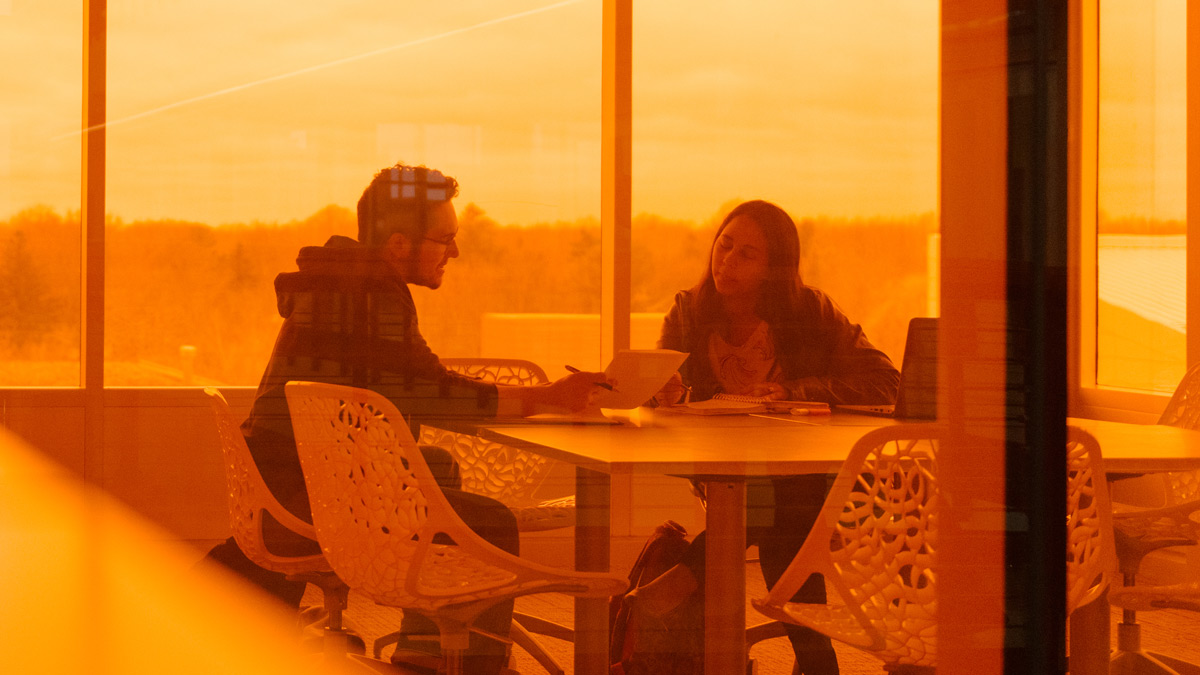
[273,235,404,319]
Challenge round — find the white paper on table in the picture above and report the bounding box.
[592,349,688,409]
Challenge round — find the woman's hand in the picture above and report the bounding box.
[654,372,686,406]
[747,381,789,401]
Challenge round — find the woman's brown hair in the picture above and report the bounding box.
[688,200,807,375]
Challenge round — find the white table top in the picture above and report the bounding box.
[436,411,895,477]
[1068,417,1200,472]
[428,413,1200,477]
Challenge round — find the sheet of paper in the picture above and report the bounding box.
[592,349,688,410]
[523,411,622,425]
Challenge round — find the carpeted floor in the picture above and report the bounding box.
[305,567,1200,675]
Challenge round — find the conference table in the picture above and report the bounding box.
[428,412,1200,675]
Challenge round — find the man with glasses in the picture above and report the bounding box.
[206,162,605,674]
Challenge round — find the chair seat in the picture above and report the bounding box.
[510,495,576,532]
[1111,580,1200,613]
[345,540,621,613]
[286,380,629,675]
[754,600,876,650]
[1112,500,1200,543]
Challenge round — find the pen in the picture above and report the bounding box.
[565,364,616,391]
[790,407,831,416]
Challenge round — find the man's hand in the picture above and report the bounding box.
[495,370,613,416]
[654,371,686,406]
[543,370,611,413]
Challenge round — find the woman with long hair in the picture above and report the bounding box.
[639,200,900,674]
[656,199,899,406]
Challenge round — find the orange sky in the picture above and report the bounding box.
[0,1,1181,226]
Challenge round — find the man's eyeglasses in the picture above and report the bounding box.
[423,233,457,247]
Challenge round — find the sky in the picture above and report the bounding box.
[0,0,1181,227]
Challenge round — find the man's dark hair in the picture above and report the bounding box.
[356,163,460,246]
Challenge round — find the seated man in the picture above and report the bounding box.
[205,162,605,674]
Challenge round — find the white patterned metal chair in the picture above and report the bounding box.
[202,387,358,657]
[1066,425,1116,616]
[751,424,942,674]
[420,358,575,532]
[750,424,1116,675]
[284,380,627,675]
[1109,363,1200,674]
[422,360,578,673]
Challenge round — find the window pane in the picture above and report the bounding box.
[631,1,939,365]
[0,1,82,386]
[105,1,599,385]
[1096,0,1186,393]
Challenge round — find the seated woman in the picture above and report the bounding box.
[640,199,900,675]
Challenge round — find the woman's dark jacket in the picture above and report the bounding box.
[658,287,900,404]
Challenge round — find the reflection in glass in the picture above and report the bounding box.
[1096,0,1186,393]
[0,1,82,386]
[104,1,600,385]
[631,1,939,364]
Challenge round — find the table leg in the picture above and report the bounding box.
[704,479,747,675]
[1069,587,1110,675]
[575,466,611,675]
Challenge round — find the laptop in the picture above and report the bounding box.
[837,317,938,420]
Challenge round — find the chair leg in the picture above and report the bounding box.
[434,622,471,675]
[1149,653,1200,675]
[512,611,575,643]
[1109,614,1200,675]
[510,620,565,675]
[324,581,348,655]
[374,630,404,660]
[294,578,365,657]
[315,579,364,659]
[1111,649,1185,675]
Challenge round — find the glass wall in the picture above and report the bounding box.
[630,0,939,364]
[1096,0,1186,393]
[104,0,601,385]
[0,1,83,386]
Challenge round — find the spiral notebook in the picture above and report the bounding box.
[666,394,830,416]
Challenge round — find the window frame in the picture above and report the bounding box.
[1068,0,1194,424]
[13,2,1193,444]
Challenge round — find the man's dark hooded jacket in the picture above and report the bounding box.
[241,235,497,525]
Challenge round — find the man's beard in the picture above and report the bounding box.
[407,255,442,289]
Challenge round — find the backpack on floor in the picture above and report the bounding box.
[609,520,704,675]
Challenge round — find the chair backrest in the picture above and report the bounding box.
[762,423,942,666]
[757,424,1113,667]
[439,358,549,386]
[1156,364,1200,503]
[1159,363,1200,431]
[420,358,555,505]
[202,387,327,575]
[1065,425,1116,615]
[285,380,544,609]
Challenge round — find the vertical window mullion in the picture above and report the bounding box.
[1188,0,1199,368]
[601,0,631,367]
[82,0,106,484]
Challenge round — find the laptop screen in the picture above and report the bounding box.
[894,317,938,420]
